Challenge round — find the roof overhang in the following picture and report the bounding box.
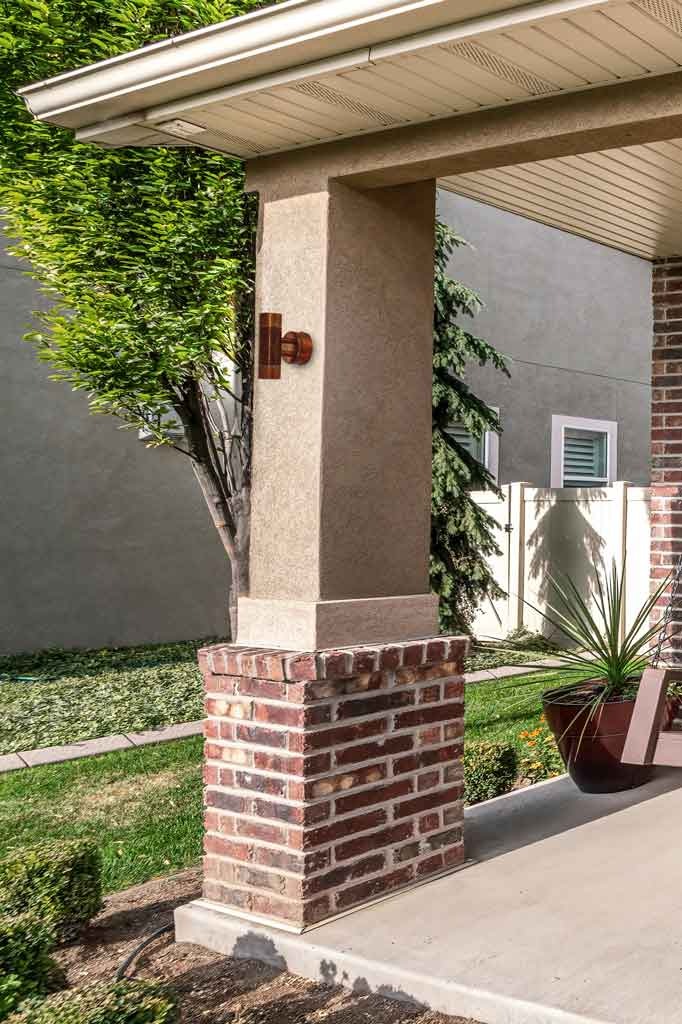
[20,0,617,148]
[18,0,682,258]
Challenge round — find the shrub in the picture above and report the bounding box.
[0,913,62,1021]
[463,741,518,804]
[6,982,178,1024]
[504,627,560,653]
[0,840,102,942]
[518,717,565,784]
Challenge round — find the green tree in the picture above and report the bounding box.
[1,0,507,640]
[431,221,510,633]
[0,0,272,636]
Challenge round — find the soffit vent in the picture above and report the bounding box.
[292,80,402,126]
[635,0,682,36]
[210,128,269,154]
[444,40,555,95]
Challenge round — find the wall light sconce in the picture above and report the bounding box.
[258,312,313,380]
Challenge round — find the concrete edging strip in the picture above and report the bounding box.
[0,659,562,775]
[0,721,204,775]
[463,657,562,685]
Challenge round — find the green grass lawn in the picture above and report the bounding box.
[0,639,222,755]
[0,667,575,895]
[0,637,558,756]
[465,668,570,745]
[0,737,203,893]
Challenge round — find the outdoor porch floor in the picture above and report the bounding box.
[176,768,682,1024]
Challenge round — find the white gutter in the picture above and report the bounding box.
[142,0,610,133]
[18,0,610,136]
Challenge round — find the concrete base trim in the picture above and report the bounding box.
[236,593,440,650]
[174,900,605,1024]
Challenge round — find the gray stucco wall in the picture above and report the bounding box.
[437,191,652,487]
[1,196,653,653]
[0,234,230,655]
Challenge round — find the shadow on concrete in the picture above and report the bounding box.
[465,766,682,862]
[233,933,288,971]
[229,935,434,1019]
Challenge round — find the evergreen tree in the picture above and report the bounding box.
[431,221,511,633]
[1,0,510,638]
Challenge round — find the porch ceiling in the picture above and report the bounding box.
[441,138,682,259]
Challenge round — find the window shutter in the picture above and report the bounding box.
[563,428,607,486]
[446,423,485,463]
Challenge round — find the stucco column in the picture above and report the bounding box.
[175,175,469,940]
[238,178,439,650]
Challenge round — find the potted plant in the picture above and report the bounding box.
[484,564,676,794]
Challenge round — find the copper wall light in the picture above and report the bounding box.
[258,312,313,380]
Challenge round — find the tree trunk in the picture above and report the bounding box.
[228,485,251,640]
[172,379,251,640]
[191,462,249,641]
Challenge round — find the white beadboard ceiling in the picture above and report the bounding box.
[441,139,682,258]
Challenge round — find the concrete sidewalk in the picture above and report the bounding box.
[463,657,563,685]
[0,720,204,773]
[177,768,682,1024]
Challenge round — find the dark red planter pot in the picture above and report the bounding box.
[543,686,660,794]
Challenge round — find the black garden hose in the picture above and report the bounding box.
[114,922,175,981]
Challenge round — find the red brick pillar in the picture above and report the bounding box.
[652,258,682,661]
[197,637,467,931]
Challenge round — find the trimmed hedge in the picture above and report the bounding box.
[6,982,178,1024]
[463,741,518,804]
[0,841,102,942]
[0,913,62,1022]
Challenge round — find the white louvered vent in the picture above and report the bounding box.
[292,80,402,125]
[445,41,555,95]
[563,428,608,486]
[635,0,682,36]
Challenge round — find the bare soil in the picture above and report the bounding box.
[57,869,478,1024]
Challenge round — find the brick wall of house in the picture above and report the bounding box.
[198,638,467,930]
[652,258,682,659]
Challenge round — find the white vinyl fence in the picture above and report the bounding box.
[471,483,651,642]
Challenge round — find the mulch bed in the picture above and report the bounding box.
[57,869,477,1024]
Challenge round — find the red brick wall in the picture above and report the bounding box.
[652,258,682,658]
[198,638,467,930]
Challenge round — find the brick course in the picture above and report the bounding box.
[198,636,467,930]
[651,258,682,659]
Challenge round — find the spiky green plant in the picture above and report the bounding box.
[480,560,674,710]
[536,562,672,695]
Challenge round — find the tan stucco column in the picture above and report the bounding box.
[177,175,468,939]
[237,177,438,650]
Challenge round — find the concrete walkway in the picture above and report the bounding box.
[463,657,563,685]
[176,768,682,1024]
[0,720,203,773]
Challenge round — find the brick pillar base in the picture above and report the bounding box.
[197,636,467,931]
[652,257,682,663]
[650,486,682,662]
